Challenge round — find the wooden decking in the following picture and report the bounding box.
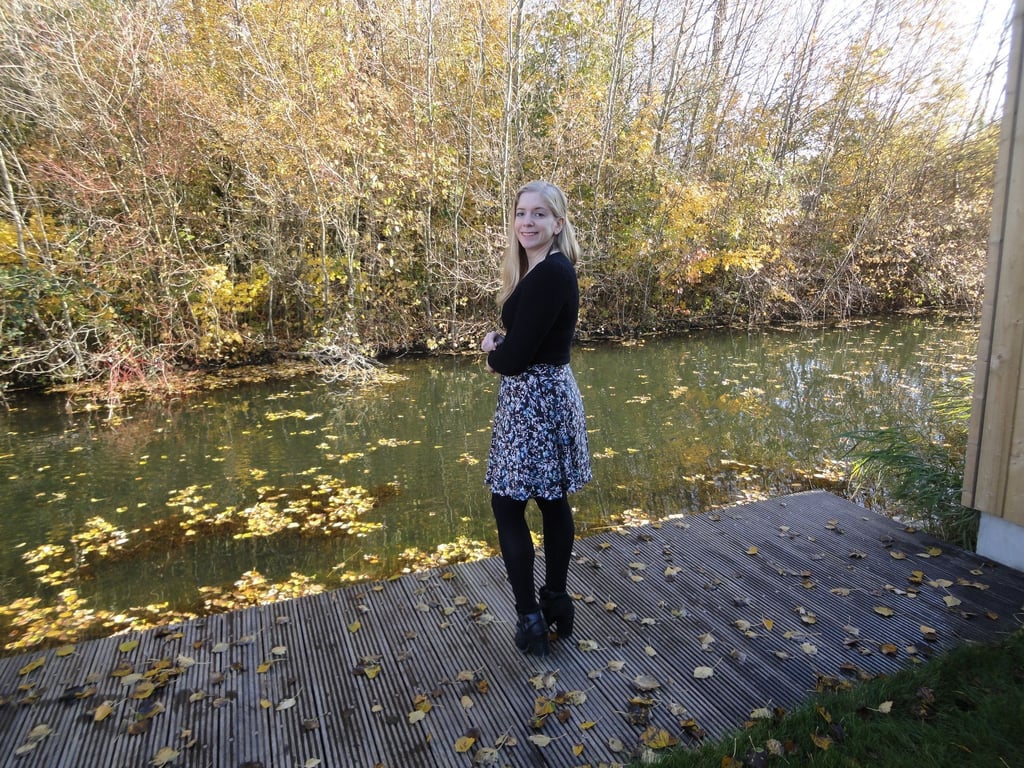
[1,490,1023,767]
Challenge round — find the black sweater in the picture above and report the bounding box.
[487,252,579,376]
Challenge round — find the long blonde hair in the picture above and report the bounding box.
[497,180,582,307]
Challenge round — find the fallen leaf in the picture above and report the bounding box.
[454,736,475,753]
[119,639,140,653]
[943,595,962,608]
[876,701,893,714]
[18,657,45,676]
[693,666,715,679]
[528,734,553,747]
[632,674,661,690]
[873,606,895,617]
[150,746,179,766]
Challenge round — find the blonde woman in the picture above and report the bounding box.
[480,181,592,656]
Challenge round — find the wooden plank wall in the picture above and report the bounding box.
[1,491,1022,768]
[963,0,1024,527]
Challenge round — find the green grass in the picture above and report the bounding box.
[638,629,1024,768]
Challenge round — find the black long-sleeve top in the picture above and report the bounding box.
[486,251,579,376]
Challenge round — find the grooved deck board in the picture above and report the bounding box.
[1,491,1022,767]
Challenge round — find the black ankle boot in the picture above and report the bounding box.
[514,610,550,656]
[539,587,575,639]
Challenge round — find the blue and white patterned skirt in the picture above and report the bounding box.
[485,363,592,500]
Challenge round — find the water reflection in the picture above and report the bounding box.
[0,317,978,645]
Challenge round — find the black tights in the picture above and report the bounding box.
[491,492,576,615]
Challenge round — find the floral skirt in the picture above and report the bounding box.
[485,363,592,500]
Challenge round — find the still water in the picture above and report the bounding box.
[0,316,978,641]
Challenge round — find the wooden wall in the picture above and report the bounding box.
[963,0,1024,564]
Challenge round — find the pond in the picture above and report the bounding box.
[0,316,978,652]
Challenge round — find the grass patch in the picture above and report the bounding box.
[639,629,1024,768]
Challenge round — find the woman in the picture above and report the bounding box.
[480,180,592,656]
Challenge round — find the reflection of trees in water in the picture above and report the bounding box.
[0,318,979,655]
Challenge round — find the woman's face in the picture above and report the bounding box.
[515,191,563,256]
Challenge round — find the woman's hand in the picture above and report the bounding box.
[481,331,505,353]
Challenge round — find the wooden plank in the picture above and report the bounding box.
[964,1,1024,526]
[0,491,1021,767]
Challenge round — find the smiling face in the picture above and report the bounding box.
[514,190,563,260]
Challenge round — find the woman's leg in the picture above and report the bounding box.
[535,495,575,593]
[491,493,538,614]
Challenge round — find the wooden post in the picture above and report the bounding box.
[963,0,1024,569]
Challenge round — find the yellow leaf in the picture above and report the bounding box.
[573,744,585,755]
[55,645,76,657]
[150,746,179,766]
[889,551,907,560]
[257,662,273,674]
[18,657,45,676]
[408,710,426,724]
[94,701,115,721]
[348,620,361,633]
[579,720,597,730]
[259,698,272,709]
[943,595,962,608]
[811,733,831,750]
[746,546,759,555]
[454,736,475,753]
[693,666,715,679]
[641,727,679,749]
[762,618,774,631]
[873,606,895,617]
[119,639,140,653]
